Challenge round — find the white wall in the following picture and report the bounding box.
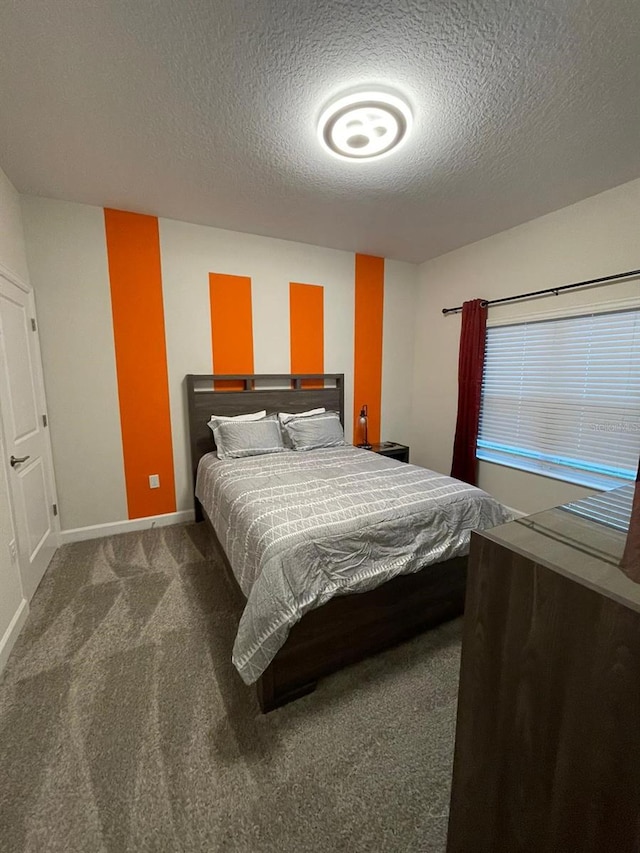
[0,168,30,284]
[161,222,419,510]
[22,197,419,528]
[0,167,28,669]
[21,198,128,529]
[381,259,417,448]
[20,179,640,527]
[159,218,360,512]
[411,178,640,514]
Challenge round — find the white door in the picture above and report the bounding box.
[0,272,58,599]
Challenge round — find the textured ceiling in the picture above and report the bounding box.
[1,0,639,263]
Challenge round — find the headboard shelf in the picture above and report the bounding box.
[188,373,343,392]
[186,373,345,516]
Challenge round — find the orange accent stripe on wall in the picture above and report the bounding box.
[353,253,384,445]
[209,273,254,390]
[104,208,176,519]
[290,283,324,388]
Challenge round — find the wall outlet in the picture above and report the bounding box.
[149,474,160,489]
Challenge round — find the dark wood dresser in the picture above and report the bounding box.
[446,487,640,853]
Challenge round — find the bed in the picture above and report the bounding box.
[187,373,511,712]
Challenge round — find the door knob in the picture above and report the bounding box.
[10,455,30,467]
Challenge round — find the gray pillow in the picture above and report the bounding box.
[277,407,326,448]
[207,410,267,435]
[213,417,287,460]
[283,411,346,451]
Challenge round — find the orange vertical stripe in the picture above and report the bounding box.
[209,273,254,390]
[104,209,176,519]
[290,283,324,388]
[353,254,384,444]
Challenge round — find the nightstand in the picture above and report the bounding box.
[368,442,410,463]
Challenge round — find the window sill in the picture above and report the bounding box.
[476,451,631,493]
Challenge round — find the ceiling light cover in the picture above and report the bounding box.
[318,90,412,161]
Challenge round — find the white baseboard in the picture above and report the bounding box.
[0,598,29,675]
[59,510,196,545]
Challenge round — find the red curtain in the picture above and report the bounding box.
[450,299,488,485]
[620,460,640,582]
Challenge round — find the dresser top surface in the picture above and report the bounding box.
[481,485,640,613]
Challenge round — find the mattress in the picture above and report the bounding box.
[195,446,512,684]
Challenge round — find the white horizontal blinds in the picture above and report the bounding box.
[477,308,640,490]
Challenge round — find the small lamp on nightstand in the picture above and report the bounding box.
[357,404,372,449]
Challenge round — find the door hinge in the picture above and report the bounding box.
[31,318,37,331]
[52,503,58,517]
[42,414,48,427]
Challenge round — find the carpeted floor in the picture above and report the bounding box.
[0,523,462,853]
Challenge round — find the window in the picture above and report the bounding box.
[477,308,640,490]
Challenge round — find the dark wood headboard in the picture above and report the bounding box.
[185,373,345,499]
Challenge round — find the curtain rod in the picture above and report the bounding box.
[441,269,640,316]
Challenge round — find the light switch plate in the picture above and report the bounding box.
[149,474,160,489]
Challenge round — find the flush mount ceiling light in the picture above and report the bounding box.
[317,90,412,161]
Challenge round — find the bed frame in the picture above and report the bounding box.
[186,373,467,712]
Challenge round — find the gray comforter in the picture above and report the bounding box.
[196,447,511,684]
